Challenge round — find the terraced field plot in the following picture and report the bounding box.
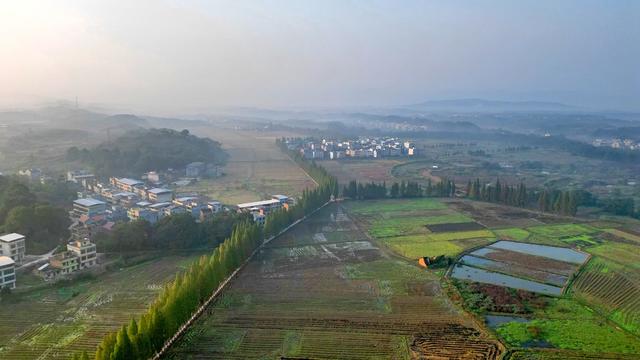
[165,204,503,359]
[0,254,203,359]
[573,257,640,336]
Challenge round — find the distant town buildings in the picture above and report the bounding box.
[0,233,26,264]
[286,137,420,160]
[592,138,639,151]
[0,256,16,289]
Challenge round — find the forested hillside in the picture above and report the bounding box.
[66,128,228,177]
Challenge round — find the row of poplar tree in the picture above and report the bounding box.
[342,179,457,200]
[465,178,578,216]
[85,142,339,360]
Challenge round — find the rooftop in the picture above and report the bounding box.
[0,233,25,242]
[116,178,143,186]
[149,202,172,209]
[148,188,172,194]
[237,199,281,209]
[0,256,15,267]
[74,198,107,207]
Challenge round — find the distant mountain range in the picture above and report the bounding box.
[404,98,575,112]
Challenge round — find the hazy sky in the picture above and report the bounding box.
[0,0,638,113]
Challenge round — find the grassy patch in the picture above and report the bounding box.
[342,259,436,295]
[588,242,640,269]
[347,198,446,215]
[423,213,474,225]
[603,228,640,244]
[494,228,530,241]
[282,331,303,356]
[497,319,640,353]
[527,224,597,238]
[383,237,463,258]
[496,298,640,354]
[426,229,495,242]
[369,217,430,238]
[560,234,599,247]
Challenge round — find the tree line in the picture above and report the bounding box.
[93,220,262,360]
[94,211,250,252]
[465,178,639,218]
[342,178,456,200]
[86,140,339,360]
[0,176,71,254]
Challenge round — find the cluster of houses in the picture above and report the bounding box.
[0,164,291,287]
[70,174,225,231]
[286,137,420,160]
[592,138,639,151]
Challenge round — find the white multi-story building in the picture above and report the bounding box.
[0,256,16,289]
[67,239,97,269]
[0,233,26,264]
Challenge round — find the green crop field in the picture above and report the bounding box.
[426,229,495,242]
[496,298,640,354]
[345,198,446,214]
[381,235,464,258]
[369,217,431,238]
[588,242,640,269]
[527,224,598,238]
[494,228,530,240]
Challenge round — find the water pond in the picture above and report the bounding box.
[489,241,588,264]
[451,265,563,296]
[485,315,529,329]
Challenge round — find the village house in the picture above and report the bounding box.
[0,256,16,289]
[208,201,222,213]
[110,177,144,192]
[73,198,107,218]
[186,162,206,177]
[18,168,42,182]
[67,238,97,269]
[49,251,79,275]
[67,170,96,186]
[0,233,26,264]
[147,188,173,203]
[145,171,161,183]
[236,199,283,214]
[128,207,159,224]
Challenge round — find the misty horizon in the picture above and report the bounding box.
[1,1,638,115]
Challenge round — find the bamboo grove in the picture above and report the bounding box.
[86,141,338,360]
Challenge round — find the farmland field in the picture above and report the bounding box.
[317,159,404,184]
[164,203,503,359]
[180,127,317,204]
[0,254,205,359]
